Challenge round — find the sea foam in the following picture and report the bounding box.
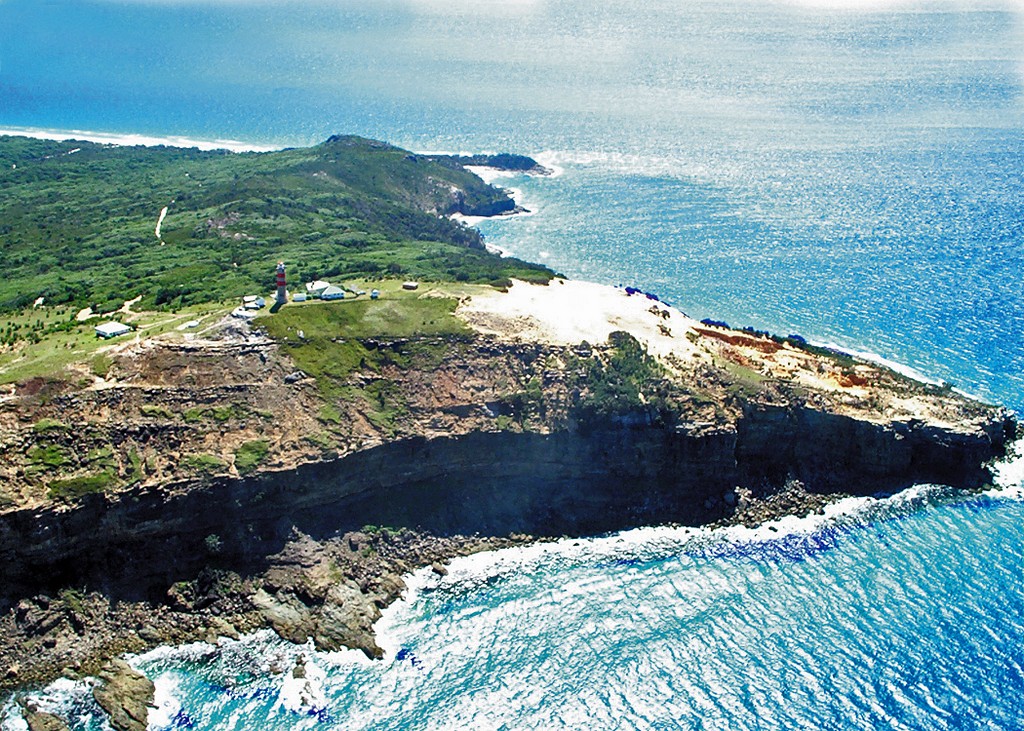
[372,483,954,659]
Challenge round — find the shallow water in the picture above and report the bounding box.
[1,0,1023,727]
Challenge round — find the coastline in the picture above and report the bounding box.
[0,126,282,153]
[0,279,1017,718]
[7,478,1023,725]
[0,129,1018,730]
[450,164,545,230]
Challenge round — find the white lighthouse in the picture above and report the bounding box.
[275,261,288,304]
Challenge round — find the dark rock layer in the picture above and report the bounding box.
[0,406,1013,610]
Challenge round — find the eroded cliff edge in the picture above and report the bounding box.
[0,280,1015,691]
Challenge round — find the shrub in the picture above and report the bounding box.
[32,418,68,434]
[48,470,117,502]
[234,440,270,474]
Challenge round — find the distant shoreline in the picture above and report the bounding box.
[0,126,281,153]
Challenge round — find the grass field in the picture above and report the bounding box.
[0,300,230,384]
[255,284,471,395]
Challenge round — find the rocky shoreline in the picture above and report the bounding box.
[0,471,1005,730]
[0,488,790,708]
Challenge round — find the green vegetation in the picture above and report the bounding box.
[182,404,247,423]
[140,404,174,419]
[363,379,408,434]
[304,431,338,452]
[361,524,400,537]
[90,353,113,378]
[185,453,228,473]
[85,445,116,468]
[571,331,675,425]
[127,448,145,482]
[32,418,68,434]
[47,469,117,502]
[317,403,345,425]
[27,444,68,470]
[717,358,768,399]
[256,294,469,390]
[234,440,270,474]
[58,588,88,616]
[0,134,551,316]
[499,376,546,425]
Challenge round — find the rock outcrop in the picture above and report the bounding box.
[16,700,70,731]
[92,659,155,731]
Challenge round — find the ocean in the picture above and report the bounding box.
[1,0,1023,728]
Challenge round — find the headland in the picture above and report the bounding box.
[0,134,1015,730]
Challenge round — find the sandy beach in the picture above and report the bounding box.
[0,126,278,153]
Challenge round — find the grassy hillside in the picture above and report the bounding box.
[0,135,551,317]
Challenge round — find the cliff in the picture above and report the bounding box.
[0,279,1015,693]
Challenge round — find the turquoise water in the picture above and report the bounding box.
[2,0,1024,727]
[8,488,1024,730]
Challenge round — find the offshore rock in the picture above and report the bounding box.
[16,700,70,731]
[92,659,155,731]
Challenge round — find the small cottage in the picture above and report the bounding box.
[306,280,331,297]
[95,322,131,339]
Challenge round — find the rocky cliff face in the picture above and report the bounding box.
[0,291,1015,693]
[0,402,1012,606]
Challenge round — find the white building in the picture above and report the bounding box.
[306,280,331,297]
[95,322,131,339]
[321,285,346,300]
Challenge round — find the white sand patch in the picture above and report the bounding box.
[0,126,277,152]
[75,306,95,322]
[155,205,169,240]
[119,295,143,314]
[457,279,702,362]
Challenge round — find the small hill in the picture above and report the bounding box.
[0,135,551,314]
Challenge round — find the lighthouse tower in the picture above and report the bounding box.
[275,261,288,304]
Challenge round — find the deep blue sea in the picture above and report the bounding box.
[2,0,1024,728]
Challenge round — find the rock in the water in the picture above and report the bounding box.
[17,700,70,731]
[313,582,383,659]
[92,659,155,731]
[430,561,448,577]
